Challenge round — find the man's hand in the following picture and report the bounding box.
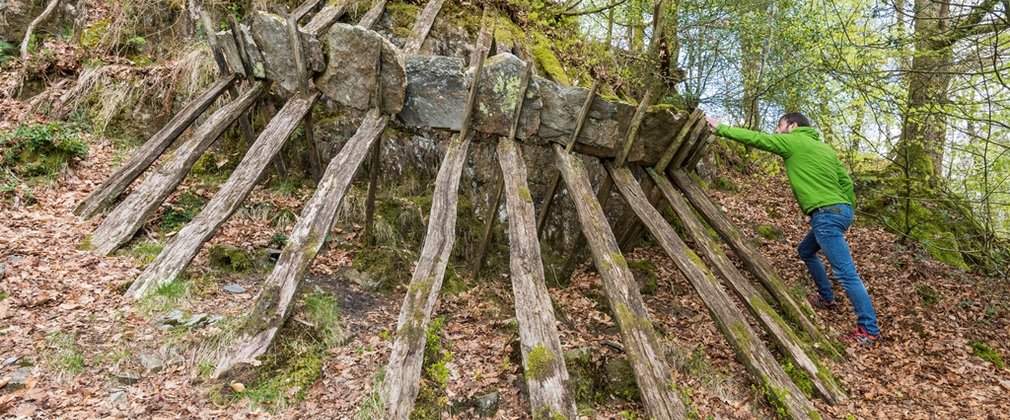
[704,115,719,129]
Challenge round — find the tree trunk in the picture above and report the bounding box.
[498,138,577,418]
[382,134,472,419]
[553,144,687,420]
[214,111,388,379]
[75,76,236,219]
[610,165,820,419]
[668,169,841,358]
[647,168,846,404]
[89,82,266,256]
[125,93,320,299]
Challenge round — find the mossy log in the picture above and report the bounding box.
[89,82,266,256]
[382,133,472,418]
[668,169,840,358]
[647,169,846,404]
[213,110,388,378]
[552,144,687,420]
[74,75,237,219]
[125,93,320,299]
[498,138,576,418]
[609,165,819,419]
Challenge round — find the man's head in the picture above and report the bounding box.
[775,112,810,134]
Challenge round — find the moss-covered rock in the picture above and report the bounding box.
[563,348,604,406]
[208,244,255,272]
[604,356,640,402]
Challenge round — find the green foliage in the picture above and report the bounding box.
[0,40,17,66]
[304,293,343,346]
[914,284,942,306]
[120,240,165,265]
[413,316,453,419]
[0,122,87,197]
[208,244,255,273]
[268,232,288,248]
[44,331,87,375]
[628,259,659,295]
[159,192,207,232]
[968,340,1006,369]
[783,362,814,397]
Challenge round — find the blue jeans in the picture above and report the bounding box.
[797,204,879,336]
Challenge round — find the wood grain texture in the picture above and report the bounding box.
[90,82,266,256]
[647,169,846,404]
[669,169,840,358]
[304,3,348,35]
[125,93,319,299]
[75,76,236,219]
[213,111,388,378]
[402,0,445,54]
[610,165,820,420]
[553,145,686,420]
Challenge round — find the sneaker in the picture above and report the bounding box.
[841,326,880,346]
[807,295,837,312]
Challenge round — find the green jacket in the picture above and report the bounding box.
[714,125,855,214]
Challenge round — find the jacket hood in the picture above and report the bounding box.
[791,126,820,141]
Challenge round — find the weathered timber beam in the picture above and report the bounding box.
[403,0,445,54]
[537,80,599,237]
[213,110,388,379]
[473,61,534,279]
[498,137,577,418]
[304,3,348,35]
[668,169,841,358]
[553,144,687,419]
[357,0,387,31]
[609,165,820,420]
[74,75,236,219]
[381,52,486,419]
[90,82,267,256]
[684,133,715,170]
[292,0,322,21]
[671,115,710,168]
[646,168,846,404]
[125,92,320,299]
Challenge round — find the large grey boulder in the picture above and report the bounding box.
[250,11,325,93]
[399,55,468,130]
[537,81,625,151]
[315,23,406,114]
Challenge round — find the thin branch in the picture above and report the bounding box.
[21,0,61,59]
[560,0,631,16]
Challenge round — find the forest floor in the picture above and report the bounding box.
[1,132,1009,419]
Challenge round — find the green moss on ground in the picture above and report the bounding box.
[628,259,659,295]
[969,340,1006,369]
[604,356,640,401]
[412,316,453,419]
[915,284,942,306]
[208,244,255,273]
[160,191,207,232]
[525,345,556,380]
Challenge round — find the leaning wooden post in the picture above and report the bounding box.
[203,11,259,159]
[668,169,833,354]
[125,92,320,299]
[498,137,577,418]
[472,61,534,279]
[610,165,820,419]
[74,76,236,219]
[362,0,441,246]
[381,52,485,419]
[536,80,599,237]
[285,11,323,180]
[646,168,846,403]
[561,91,652,275]
[553,145,687,419]
[292,0,322,21]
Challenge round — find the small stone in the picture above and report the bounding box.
[183,313,209,327]
[473,392,499,417]
[336,267,380,291]
[115,373,141,385]
[140,352,164,373]
[109,389,128,404]
[230,382,246,393]
[157,309,185,327]
[223,284,246,294]
[265,248,282,263]
[3,356,20,367]
[2,367,32,390]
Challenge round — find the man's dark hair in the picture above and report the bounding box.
[779,112,811,127]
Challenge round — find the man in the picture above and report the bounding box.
[704,112,880,345]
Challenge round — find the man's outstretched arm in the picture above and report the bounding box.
[704,116,793,157]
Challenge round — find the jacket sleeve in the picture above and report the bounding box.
[715,125,793,157]
[836,161,856,206]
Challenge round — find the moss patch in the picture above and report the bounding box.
[208,244,255,273]
[525,344,557,381]
[969,340,1006,369]
[531,33,571,85]
[914,283,942,306]
[160,192,207,232]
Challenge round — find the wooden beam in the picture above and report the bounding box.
[498,137,577,418]
[671,114,709,168]
[646,168,846,404]
[684,133,716,170]
[214,110,388,379]
[614,91,653,167]
[552,144,686,420]
[610,164,820,419]
[305,2,349,36]
[89,82,266,256]
[656,108,703,172]
[536,80,599,237]
[472,61,534,279]
[125,92,320,299]
[403,0,446,54]
[381,52,485,419]
[668,169,840,357]
[357,0,387,31]
[74,75,236,219]
[292,0,322,21]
